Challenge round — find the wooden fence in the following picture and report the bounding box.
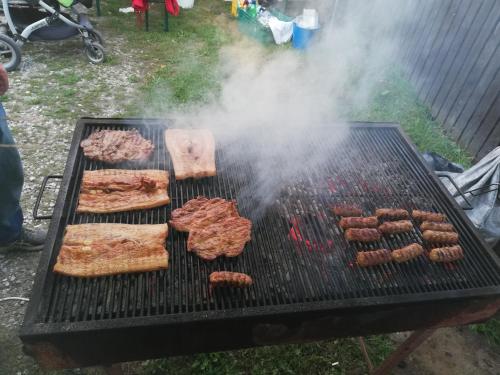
[337,0,500,161]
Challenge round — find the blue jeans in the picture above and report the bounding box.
[0,103,23,245]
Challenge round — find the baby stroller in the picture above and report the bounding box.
[0,0,105,71]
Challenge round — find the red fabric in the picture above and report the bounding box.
[165,0,179,16]
[132,0,148,11]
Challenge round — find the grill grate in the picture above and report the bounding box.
[31,121,500,325]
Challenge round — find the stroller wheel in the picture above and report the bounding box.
[84,42,106,64]
[0,34,21,72]
[88,30,104,46]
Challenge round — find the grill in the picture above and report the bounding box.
[20,119,500,369]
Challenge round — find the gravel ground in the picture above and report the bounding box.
[0,24,142,374]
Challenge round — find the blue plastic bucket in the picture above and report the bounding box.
[292,22,319,49]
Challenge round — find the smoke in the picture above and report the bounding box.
[157,0,415,219]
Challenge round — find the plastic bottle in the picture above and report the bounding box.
[231,0,238,17]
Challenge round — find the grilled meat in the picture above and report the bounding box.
[420,221,455,232]
[339,216,378,229]
[332,204,363,217]
[345,228,381,242]
[187,216,252,260]
[379,220,413,234]
[53,224,169,277]
[391,243,424,263]
[80,129,154,164]
[165,129,216,180]
[356,249,392,267]
[422,230,459,244]
[77,169,170,213]
[412,210,446,222]
[209,271,253,288]
[375,208,409,220]
[429,246,464,262]
[169,197,239,232]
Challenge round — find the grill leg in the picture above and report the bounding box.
[361,329,436,375]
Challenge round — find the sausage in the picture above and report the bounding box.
[412,210,446,222]
[429,246,464,262]
[420,221,455,232]
[356,249,392,267]
[332,204,363,217]
[209,271,253,288]
[339,216,378,229]
[375,208,409,220]
[391,243,424,263]
[422,230,459,244]
[379,220,413,234]
[345,228,381,242]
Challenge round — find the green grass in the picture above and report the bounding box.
[140,336,393,375]
[344,71,472,168]
[100,0,232,114]
[470,319,500,348]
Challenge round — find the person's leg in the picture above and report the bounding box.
[0,102,24,245]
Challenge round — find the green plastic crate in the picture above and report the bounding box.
[237,7,292,44]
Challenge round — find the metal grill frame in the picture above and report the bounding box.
[20,118,500,369]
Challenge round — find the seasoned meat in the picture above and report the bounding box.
[53,224,169,277]
[391,243,424,263]
[429,246,464,262]
[375,208,409,220]
[209,271,253,288]
[77,169,170,213]
[187,216,252,260]
[356,249,392,267]
[339,216,378,229]
[379,220,413,234]
[420,221,455,232]
[345,228,381,242]
[165,129,216,180]
[422,230,459,244]
[169,197,239,232]
[332,204,363,217]
[80,129,154,164]
[412,210,446,222]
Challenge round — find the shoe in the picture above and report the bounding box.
[0,227,47,252]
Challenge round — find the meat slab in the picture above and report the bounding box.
[169,197,239,232]
[80,129,154,164]
[165,129,216,180]
[53,224,169,277]
[187,216,252,260]
[77,169,170,213]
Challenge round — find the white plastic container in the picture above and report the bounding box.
[178,0,194,9]
[301,8,319,29]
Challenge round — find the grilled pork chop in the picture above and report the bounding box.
[77,169,170,213]
[53,223,169,277]
[164,129,216,179]
[80,129,154,164]
[187,216,252,260]
[169,197,238,232]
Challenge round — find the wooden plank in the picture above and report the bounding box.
[423,0,483,106]
[446,41,500,140]
[457,65,500,148]
[431,0,497,123]
[402,0,436,74]
[466,92,500,159]
[394,0,417,52]
[435,1,500,125]
[399,0,425,64]
[475,118,500,161]
[410,0,453,84]
[418,0,472,103]
[407,0,446,82]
